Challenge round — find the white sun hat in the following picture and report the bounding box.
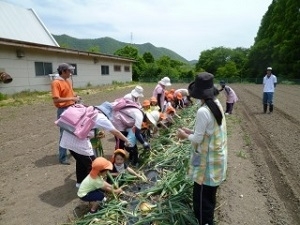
[267,67,272,70]
[131,85,144,98]
[146,110,160,126]
[159,77,172,86]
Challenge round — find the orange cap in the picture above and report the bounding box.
[89,157,113,178]
[114,149,129,159]
[167,94,174,101]
[150,96,157,102]
[142,100,150,107]
[176,92,183,100]
[169,88,175,93]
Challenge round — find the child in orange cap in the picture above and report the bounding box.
[163,93,175,112]
[77,157,123,214]
[165,105,181,124]
[142,99,151,113]
[174,92,184,109]
[109,149,144,181]
[150,97,160,111]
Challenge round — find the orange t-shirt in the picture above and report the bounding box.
[51,78,75,108]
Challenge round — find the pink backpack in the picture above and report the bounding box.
[111,97,141,112]
[55,104,98,139]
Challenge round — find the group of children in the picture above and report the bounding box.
[76,86,192,215]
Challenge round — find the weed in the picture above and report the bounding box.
[243,134,251,146]
[236,150,247,159]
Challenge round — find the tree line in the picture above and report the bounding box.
[113,0,299,83]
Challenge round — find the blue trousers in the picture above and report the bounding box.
[80,189,105,202]
[57,107,68,163]
[263,92,274,105]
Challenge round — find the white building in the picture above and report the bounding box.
[0,1,134,95]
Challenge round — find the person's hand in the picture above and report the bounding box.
[114,188,123,194]
[143,142,150,150]
[124,140,133,148]
[74,96,81,102]
[182,127,193,134]
[177,128,187,140]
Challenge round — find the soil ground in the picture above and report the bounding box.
[0,83,299,225]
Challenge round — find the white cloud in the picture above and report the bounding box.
[4,0,272,60]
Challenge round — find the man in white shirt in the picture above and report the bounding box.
[263,67,277,113]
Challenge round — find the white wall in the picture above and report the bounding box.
[0,44,133,95]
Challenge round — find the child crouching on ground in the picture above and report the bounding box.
[77,157,123,214]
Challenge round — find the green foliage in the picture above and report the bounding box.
[0,92,7,101]
[196,47,248,80]
[143,52,155,63]
[216,61,239,79]
[87,45,100,53]
[247,0,300,79]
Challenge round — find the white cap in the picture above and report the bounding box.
[131,85,144,98]
[146,110,160,126]
[267,67,272,70]
[159,77,172,86]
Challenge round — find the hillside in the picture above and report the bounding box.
[53,34,190,63]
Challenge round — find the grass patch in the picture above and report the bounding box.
[236,149,247,159]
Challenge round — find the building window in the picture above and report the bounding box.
[69,63,77,75]
[124,66,130,72]
[114,65,121,72]
[35,62,53,76]
[101,65,109,75]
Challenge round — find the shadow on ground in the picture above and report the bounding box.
[34,154,60,167]
[39,174,77,207]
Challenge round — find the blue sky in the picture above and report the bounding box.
[4,0,272,61]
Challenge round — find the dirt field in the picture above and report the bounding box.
[0,83,299,225]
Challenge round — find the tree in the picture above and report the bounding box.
[87,45,100,53]
[143,52,155,63]
[196,47,248,80]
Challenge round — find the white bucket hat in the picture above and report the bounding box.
[131,85,144,98]
[159,77,171,86]
[146,110,160,126]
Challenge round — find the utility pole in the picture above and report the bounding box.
[130,32,133,45]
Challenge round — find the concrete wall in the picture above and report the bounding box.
[0,44,133,95]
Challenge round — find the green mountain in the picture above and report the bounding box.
[53,34,190,63]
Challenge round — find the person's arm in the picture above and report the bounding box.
[110,129,130,146]
[177,108,209,145]
[127,167,140,177]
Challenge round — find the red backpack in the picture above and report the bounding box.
[55,104,98,139]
